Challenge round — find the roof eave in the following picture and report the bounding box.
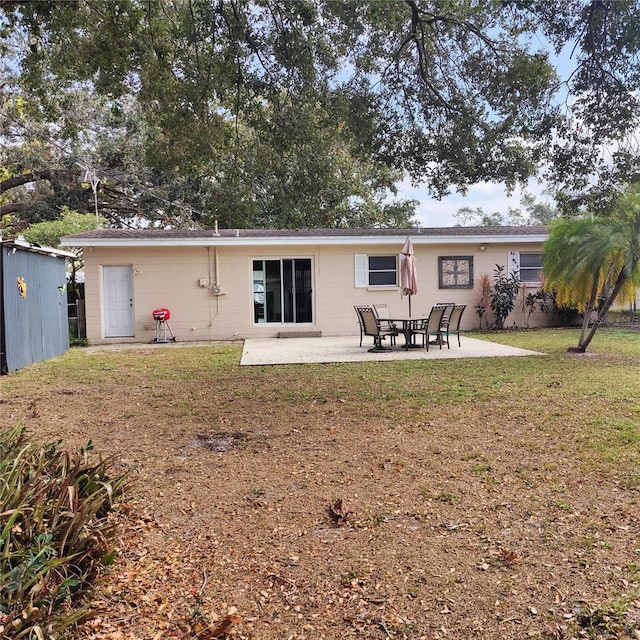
[61,233,548,249]
[2,239,76,258]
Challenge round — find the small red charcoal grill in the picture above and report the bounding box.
[152,308,176,343]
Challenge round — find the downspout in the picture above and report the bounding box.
[212,219,221,287]
[215,246,220,287]
[206,245,221,326]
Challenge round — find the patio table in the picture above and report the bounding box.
[387,315,427,349]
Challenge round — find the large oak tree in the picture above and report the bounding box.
[2,1,640,228]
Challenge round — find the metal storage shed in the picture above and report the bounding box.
[0,240,74,374]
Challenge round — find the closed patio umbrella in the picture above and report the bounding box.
[400,237,418,316]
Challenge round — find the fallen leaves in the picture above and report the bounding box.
[328,498,350,525]
[478,546,523,571]
[76,504,243,640]
[206,609,243,638]
[499,548,522,566]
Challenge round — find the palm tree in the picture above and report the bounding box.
[543,189,640,353]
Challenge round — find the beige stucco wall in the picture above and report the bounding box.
[82,240,550,344]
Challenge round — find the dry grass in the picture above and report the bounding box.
[2,328,640,639]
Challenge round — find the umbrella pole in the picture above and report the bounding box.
[408,295,412,317]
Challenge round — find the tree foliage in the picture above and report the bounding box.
[454,196,559,227]
[0,1,422,230]
[22,207,100,247]
[531,0,640,212]
[21,207,101,298]
[2,1,640,229]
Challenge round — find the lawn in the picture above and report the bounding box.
[2,328,640,639]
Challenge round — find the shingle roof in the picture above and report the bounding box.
[64,225,547,240]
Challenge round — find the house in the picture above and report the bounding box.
[1,239,73,373]
[60,225,549,345]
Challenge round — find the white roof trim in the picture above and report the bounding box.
[61,233,548,248]
[3,239,76,259]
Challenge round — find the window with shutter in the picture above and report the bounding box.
[354,254,398,287]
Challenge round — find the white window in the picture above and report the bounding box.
[355,254,398,288]
[509,252,543,283]
[520,253,543,283]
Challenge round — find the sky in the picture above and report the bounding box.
[397,176,549,228]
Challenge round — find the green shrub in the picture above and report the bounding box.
[490,264,520,329]
[0,427,128,639]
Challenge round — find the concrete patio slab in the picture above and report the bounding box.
[240,335,544,365]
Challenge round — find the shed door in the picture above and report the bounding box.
[103,266,134,337]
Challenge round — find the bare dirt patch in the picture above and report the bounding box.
[2,344,640,639]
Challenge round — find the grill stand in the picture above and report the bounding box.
[153,318,176,343]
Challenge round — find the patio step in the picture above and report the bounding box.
[277,330,322,339]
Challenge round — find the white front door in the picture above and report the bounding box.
[103,265,134,337]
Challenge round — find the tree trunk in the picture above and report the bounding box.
[578,279,600,346]
[570,272,627,352]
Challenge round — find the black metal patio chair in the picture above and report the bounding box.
[412,305,447,351]
[372,303,397,345]
[354,305,365,347]
[355,305,398,352]
[440,304,466,348]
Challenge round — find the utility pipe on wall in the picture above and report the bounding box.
[207,246,221,326]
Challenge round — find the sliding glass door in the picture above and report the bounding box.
[252,258,313,325]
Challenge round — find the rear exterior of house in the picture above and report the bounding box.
[61,226,549,345]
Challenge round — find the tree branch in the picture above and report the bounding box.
[0,202,23,216]
[0,169,74,195]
